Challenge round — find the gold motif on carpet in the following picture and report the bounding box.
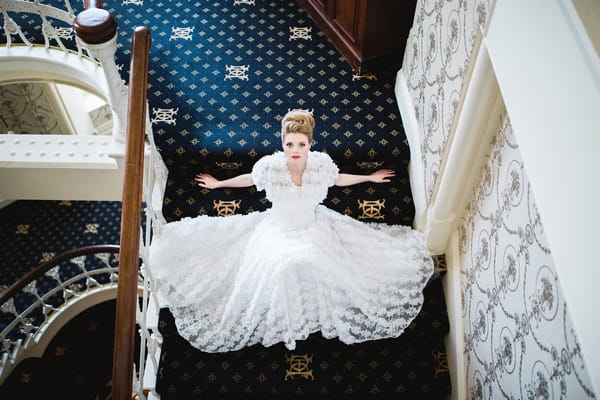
[358,199,385,220]
[216,161,243,170]
[213,200,241,216]
[356,161,384,169]
[433,351,449,377]
[285,353,314,381]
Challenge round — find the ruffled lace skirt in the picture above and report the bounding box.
[148,205,433,352]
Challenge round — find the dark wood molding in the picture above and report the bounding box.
[297,0,417,73]
[74,1,118,44]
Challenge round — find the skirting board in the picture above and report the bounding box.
[0,199,15,210]
[394,69,427,231]
[443,232,467,400]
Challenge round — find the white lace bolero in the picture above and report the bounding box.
[251,151,339,204]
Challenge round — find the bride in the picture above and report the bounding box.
[148,109,433,352]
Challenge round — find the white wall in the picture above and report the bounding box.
[486,0,600,393]
[457,108,595,399]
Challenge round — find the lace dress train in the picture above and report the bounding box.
[148,151,433,352]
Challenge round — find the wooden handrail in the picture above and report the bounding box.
[74,0,118,44]
[111,26,151,400]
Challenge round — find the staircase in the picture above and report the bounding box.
[1,0,452,398]
[135,1,451,398]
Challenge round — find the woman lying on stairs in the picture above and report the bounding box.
[148,109,433,352]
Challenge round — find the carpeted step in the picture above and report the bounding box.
[155,277,450,399]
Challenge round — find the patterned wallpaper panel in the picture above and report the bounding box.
[0,82,62,134]
[404,0,493,204]
[458,112,596,399]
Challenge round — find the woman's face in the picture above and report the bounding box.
[283,132,311,163]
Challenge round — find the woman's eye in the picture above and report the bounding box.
[300,143,306,147]
[285,142,292,147]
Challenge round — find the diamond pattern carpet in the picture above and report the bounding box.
[107,0,415,224]
[0,200,122,287]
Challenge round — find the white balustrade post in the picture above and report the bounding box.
[83,36,128,143]
[74,2,128,143]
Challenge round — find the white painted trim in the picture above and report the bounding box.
[0,199,16,210]
[142,294,163,394]
[0,134,117,169]
[443,232,466,400]
[0,46,108,100]
[486,1,600,393]
[0,46,136,201]
[0,135,129,201]
[0,134,153,201]
[394,69,427,231]
[424,42,501,254]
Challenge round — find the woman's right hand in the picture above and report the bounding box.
[195,173,220,189]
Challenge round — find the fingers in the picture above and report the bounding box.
[375,169,395,178]
[194,173,212,181]
[371,169,395,183]
[197,181,212,189]
[194,173,214,189]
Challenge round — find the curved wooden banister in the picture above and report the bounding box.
[73,0,118,44]
[0,244,120,306]
[111,26,151,400]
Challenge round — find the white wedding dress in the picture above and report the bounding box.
[148,151,433,352]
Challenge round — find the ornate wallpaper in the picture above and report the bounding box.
[0,82,62,134]
[404,0,494,204]
[457,112,596,399]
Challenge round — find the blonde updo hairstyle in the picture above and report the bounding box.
[281,109,315,145]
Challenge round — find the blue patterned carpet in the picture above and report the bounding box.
[106,0,414,224]
[0,200,122,287]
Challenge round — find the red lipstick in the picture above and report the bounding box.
[291,155,300,159]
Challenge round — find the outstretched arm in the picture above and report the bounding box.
[334,169,395,187]
[195,173,254,189]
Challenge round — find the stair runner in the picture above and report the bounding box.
[156,269,450,399]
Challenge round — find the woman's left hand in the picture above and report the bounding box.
[370,169,395,183]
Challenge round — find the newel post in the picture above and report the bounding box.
[74,0,128,143]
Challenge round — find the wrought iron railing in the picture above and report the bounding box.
[0,245,120,382]
[1,0,77,52]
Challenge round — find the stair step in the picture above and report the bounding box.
[154,277,450,399]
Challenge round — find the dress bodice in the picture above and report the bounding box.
[251,151,339,228]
